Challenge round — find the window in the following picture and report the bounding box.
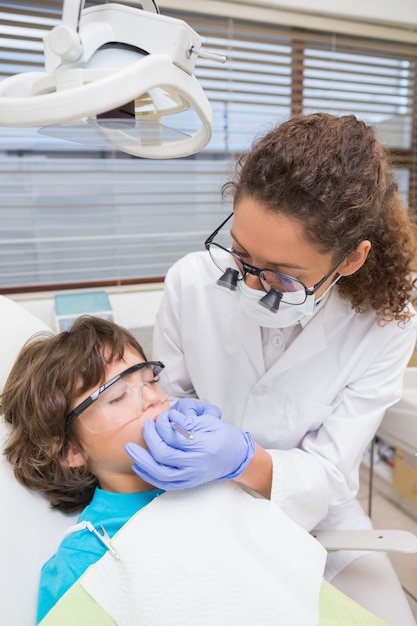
[0,3,416,291]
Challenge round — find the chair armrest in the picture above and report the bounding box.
[312,529,417,553]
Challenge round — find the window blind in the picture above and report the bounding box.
[0,2,416,292]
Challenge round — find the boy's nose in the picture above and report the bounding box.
[141,382,162,410]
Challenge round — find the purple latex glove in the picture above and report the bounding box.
[125,398,255,490]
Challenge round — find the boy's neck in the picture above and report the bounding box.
[98,472,156,494]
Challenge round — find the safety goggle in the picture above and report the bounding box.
[66,361,167,434]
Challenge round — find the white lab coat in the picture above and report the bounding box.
[153,250,417,576]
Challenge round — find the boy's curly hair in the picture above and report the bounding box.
[2,316,146,513]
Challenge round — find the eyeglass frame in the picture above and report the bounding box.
[205,212,359,303]
[65,361,165,428]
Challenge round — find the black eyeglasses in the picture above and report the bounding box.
[205,213,357,305]
[66,361,165,429]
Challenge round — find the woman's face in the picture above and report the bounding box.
[67,346,170,493]
[232,198,343,298]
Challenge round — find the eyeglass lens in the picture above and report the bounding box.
[207,243,307,304]
[78,365,166,434]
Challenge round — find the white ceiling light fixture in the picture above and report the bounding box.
[0,0,225,158]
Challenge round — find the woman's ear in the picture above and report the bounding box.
[338,240,371,277]
[66,441,85,468]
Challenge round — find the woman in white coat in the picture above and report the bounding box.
[127,113,417,624]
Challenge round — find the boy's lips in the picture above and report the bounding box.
[124,402,169,429]
[152,399,170,422]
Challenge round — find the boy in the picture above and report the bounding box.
[3,316,175,621]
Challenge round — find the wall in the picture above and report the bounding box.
[10,285,164,333]
[230,0,417,28]
[159,0,417,42]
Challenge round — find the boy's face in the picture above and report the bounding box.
[67,347,170,493]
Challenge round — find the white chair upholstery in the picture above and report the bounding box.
[1,421,78,626]
[0,296,77,626]
[0,295,50,394]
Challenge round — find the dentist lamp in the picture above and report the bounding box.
[0,0,224,158]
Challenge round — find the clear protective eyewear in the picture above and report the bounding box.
[205,212,351,307]
[66,361,167,434]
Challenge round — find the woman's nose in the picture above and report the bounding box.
[244,273,263,290]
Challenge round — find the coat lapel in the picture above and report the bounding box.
[231,308,266,378]
[262,290,352,380]
[229,289,352,381]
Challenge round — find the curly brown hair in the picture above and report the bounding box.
[2,316,146,514]
[223,113,417,322]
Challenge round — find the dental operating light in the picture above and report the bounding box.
[0,1,224,158]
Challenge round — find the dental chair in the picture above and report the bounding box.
[0,295,79,625]
[1,294,416,626]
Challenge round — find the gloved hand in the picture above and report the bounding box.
[125,398,256,490]
[171,397,222,421]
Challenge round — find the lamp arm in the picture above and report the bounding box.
[0,55,212,158]
[0,55,205,126]
[61,0,85,33]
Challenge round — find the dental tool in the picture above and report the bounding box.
[169,420,194,440]
[63,521,120,560]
